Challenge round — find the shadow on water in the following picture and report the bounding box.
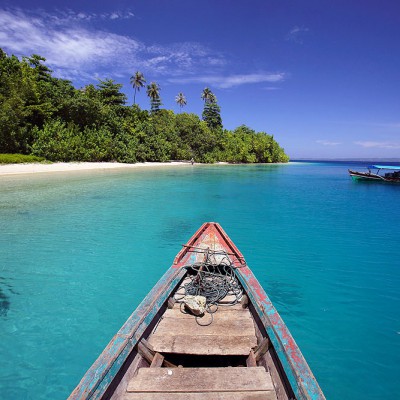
[161,219,194,245]
[0,288,10,318]
[0,277,18,318]
[263,279,306,317]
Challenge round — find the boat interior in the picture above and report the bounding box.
[103,262,295,400]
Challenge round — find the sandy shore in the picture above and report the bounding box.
[0,161,194,176]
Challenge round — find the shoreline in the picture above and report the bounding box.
[0,161,195,176]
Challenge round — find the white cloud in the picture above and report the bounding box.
[168,73,286,89]
[354,141,400,149]
[0,9,142,79]
[316,140,342,146]
[0,8,287,89]
[286,26,309,43]
[0,8,226,82]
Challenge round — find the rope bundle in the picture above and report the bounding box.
[175,249,244,325]
[183,263,243,306]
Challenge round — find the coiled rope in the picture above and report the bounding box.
[175,248,245,326]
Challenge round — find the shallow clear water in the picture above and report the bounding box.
[0,162,399,399]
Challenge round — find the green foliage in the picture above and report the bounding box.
[202,101,222,131]
[0,49,289,164]
[201,88,222,130]
[220,125,289,163]
[0,153,46,164]
[97,79,127,106]
[146,82,162,113]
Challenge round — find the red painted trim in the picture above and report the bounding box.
[173,222,210,265]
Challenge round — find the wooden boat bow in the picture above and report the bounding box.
[69,222,325,400]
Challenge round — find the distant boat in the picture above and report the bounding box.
[69,222,325,400]
[348,165,400,183]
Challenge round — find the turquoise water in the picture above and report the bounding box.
[0,162,399,399]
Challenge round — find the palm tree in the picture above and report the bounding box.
[201,87,213,103]
[130,71,146,105]
[146,82,162,113]
[208,92,217,104]
[175,92,187,112]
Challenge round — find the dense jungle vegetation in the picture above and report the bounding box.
[0,49,289,163]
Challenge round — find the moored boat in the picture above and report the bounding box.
[349,165,400,183]
[69,222,325,400]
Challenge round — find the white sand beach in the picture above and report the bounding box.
[0,161,194,176]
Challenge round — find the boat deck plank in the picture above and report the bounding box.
[148,303,257,355]
[154,316,254,336]
[126,367,275,398]
[148,334,256,355]
[124,392,277,400]
[164,304,250,319]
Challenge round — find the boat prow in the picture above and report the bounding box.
[69,222,325,400]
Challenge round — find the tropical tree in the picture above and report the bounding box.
[146,82,162,113]
[175,92,187,112]
[130,71,146,105]
[201,87,213,103]
[201,88,222,130]
[97,79,127,106]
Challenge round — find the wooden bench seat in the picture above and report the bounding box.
[124,367,277,399]
[147,303,257,356]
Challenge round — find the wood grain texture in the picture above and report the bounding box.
[153,316,255,336]
[150,352,164,368]
[149,334,257,355]
[127,367,274,392]
[149,299,257,355]
[123,391,277,399]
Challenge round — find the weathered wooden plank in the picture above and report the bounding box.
[251,317,291,400]
[137,340,177,368]
[152,316,255,336]
[246,350,257,367]
[123,391,277,399]
[127,367,273,392]
[148,335,257,355]
[150,352,164,368]
[254,338,270,361]
[163,307,251,320]
[263,350,290,400]
[110,353,145,400]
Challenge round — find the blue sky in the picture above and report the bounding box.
[0,0,399,159]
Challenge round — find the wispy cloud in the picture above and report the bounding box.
[355,141,400,149]
[41,9,135,22]
[0,8,142,80]
[144,42,225,76]
[168,73,286,89]
[0,8,225,82]
[316,140,342,146]
[0,8,287,89]
[286,26,309,44]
